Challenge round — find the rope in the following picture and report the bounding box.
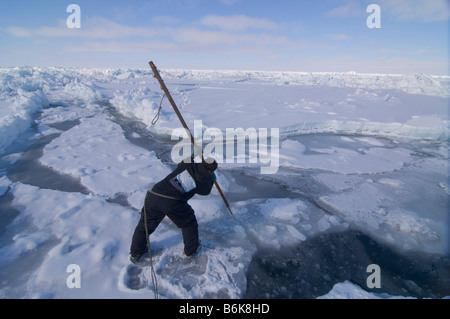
[151,93,166,126]
[149,190,179,200]
[143,193,159,299]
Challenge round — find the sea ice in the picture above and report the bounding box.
[318,280,415,299]
[0,66,448,299]
[40,116,171,197]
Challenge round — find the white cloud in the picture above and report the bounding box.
[414,48,442,54]
[325,0,450,21]
[376,48,405,55]
[68,27,292,55]
[6,17,157,39]
[325,33,350,41]
[6,14,295,57]
[6,15,284,49]
[325,0,365,17]
[288,55,449,75]
[172,27,288,47]
[379,0,450,22]
[66,41,177,52]
[7,19,72,38]
[6,26,35,38]
[200,14,280,32]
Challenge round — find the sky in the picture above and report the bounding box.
[0,0,449,75]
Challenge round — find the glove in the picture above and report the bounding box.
[211,172,217,183]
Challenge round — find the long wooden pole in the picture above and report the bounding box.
[148,61,233,215]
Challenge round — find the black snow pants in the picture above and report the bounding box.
[130,192,199,257]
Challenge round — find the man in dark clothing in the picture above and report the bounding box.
[130,157,218,263]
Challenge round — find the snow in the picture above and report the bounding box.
[40,116,171,197]
[317,280,415,299]
[318,180,443,253]
[0,66,449,299]
[1,67,448,155]
[279,138,412,174]
[0,88,48,154]
[8,182,135,298]
[0,175,10,196]
[233,198,317,250]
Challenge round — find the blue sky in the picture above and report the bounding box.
[0,0,448,74]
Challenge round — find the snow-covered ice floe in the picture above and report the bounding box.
[0,67,448,299]
[318,280,416,299]
[40,116,171,197]
[1,67,449,153]
[109,70,449,141]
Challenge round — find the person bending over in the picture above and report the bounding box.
[130,157,218,263]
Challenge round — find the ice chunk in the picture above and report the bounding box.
[40,117,171,196]
[317,217,331,232]
[318,281,415,299]
[8,182,140,298]
[0,232,53,262]
[280,139,412,174]
[319,180,444,254]
[0,88,48,153]
[0,175,11,196]
[286,225,307,242]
